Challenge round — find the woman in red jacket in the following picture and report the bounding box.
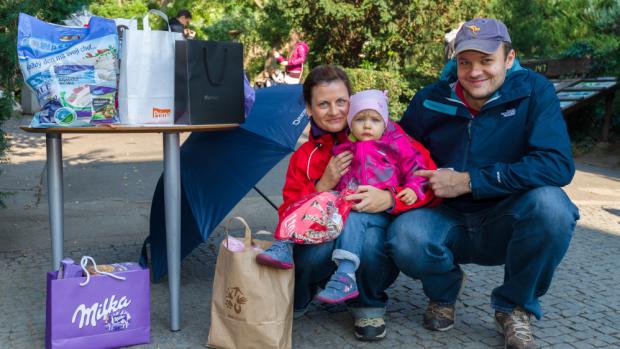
[257,65,419,341]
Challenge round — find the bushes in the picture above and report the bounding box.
[345,68,414,120]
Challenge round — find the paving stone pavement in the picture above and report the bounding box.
[1,117,619,348]
[1,214,619,348]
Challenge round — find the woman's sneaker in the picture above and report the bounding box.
[314,271,359,303]
[255,241,294,269]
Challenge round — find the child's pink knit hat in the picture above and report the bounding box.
[347,89,389,126]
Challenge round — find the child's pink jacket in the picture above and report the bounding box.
[332,120,438,213]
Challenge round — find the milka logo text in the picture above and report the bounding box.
[72,295,131,329]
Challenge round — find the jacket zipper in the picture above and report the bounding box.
[462,119,472,171]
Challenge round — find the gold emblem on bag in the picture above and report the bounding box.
[225,287,247,314]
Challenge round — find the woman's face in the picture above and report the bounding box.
[306,80,349,133]
[289,31,300,45]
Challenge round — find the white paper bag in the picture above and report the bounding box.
[118,9,182,125]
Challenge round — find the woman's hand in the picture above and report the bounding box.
[315,151,352,192]
[346,185,394,213]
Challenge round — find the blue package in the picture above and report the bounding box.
[17,13,119,127]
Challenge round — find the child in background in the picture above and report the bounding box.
[258,90,436,304]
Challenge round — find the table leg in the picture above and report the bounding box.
[46,133,64,270]
[163,132,181,331]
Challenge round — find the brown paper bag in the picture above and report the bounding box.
[207,217,294,349]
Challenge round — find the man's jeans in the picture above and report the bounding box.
[332,212,391,270]
[386,186,579,319]
[293,212,399,319]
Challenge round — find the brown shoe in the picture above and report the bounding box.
[423,302,455,331]
[494,306,538,349]
[423,268,466,332]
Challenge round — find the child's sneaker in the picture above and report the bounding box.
[255,240,294,269]
[314,271,359,303]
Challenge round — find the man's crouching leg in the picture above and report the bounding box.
[490,186,579,349]
[386,205,466,331]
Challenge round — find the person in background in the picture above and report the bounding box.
[169,8,195,39]
[274,30,308,84]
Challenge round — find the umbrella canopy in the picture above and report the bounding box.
[146,84,308,281]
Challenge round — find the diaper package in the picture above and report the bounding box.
[17,13,119,127]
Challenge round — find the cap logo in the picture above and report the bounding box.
[467,25,481,35]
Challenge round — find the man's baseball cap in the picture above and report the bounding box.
[454,18,511,55]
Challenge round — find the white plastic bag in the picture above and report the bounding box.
[118,10,182,125]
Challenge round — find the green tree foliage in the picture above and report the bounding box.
[276,0,488,86]
[89,0,148,19]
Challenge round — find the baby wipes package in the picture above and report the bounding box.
[17,13,119,127]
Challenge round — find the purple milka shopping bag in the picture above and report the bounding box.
[45,265,150,349]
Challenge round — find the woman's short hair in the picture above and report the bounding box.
[302,65,352,105]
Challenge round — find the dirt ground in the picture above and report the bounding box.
[574,140,620,170]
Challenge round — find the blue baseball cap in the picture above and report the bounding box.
[454,18,511,55]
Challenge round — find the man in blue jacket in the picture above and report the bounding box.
[390,18,580,348]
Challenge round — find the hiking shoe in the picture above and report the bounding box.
[255,240,294,269]
[354,316,386,341]
[314,271,359,303]
[423,302,456,331]
[495,306,538,349]
[423,268,466,331]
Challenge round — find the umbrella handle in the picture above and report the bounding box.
[225,216,253,249]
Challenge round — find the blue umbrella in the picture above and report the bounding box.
[145,84,308,281]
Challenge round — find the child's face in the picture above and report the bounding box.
[350,110,386,141]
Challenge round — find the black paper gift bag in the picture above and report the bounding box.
[175,40,245,125]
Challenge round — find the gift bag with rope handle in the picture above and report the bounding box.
[207,217,293,349]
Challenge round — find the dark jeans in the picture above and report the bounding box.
[386,186,579,319]
[332,212,392,270]
[293,212,399,318]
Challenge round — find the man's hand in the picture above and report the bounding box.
[315,151,352,192]
[280,60,289,66]
[415,169,471,198]
[396,188,418,205]
[346,185,394,213]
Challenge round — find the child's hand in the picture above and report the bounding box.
[396,188,418,205]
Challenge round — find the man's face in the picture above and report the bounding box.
[178,16,191,27]
[456,45,515,110]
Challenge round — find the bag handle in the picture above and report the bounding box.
[79,256,126,287]
[225,216,253,249]
[203,46,228,86]
[143,9,170,32]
